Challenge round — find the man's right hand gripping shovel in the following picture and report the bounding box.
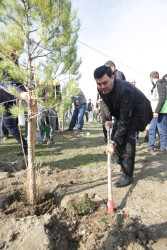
[105,121,114,156]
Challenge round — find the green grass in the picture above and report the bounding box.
[0,122,116,170]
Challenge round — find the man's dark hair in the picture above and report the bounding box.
[94,65,112,79]
[150,71,159,79]
[105,60,115,68]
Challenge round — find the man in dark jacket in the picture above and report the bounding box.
[94,65,153,187]
[99,61,126,143]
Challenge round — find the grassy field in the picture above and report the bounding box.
[0,121,118,169]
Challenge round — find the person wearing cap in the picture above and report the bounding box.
[94,65,153,187]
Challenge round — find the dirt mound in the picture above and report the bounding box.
[0,190,161,250]
[2,191,55,218]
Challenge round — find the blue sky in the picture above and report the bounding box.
[71,0,167,104]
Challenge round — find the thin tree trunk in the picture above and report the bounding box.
[27,99,37,205]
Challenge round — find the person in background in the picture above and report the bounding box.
[146,71,167,154]
[105,60,126,81]
[84,109,88,122]
[94,66,152,187]
[128,78,140,146]
[67,90,87,132]
[2,123,9,140]
[162,74,167,81]
[0,53,28,156]
[87,99,94,122]
[128,78,136,86]
[37,80,61,144]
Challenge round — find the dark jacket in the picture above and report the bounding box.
[72,90,87,108]
[98,79,153,145]
[0,80,26,108]
[150,79,167,113]
[113,69,126,81]
[0,59,27,108]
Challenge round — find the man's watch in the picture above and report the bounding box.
[111,140,117,146]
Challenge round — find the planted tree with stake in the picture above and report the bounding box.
[0,0,81,204]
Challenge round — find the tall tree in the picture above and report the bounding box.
[0,0,81,204]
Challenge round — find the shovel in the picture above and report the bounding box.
[106,121,114,213]
[95,121,114,215]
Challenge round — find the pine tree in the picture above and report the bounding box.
[0,0,81,204]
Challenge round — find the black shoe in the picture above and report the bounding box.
[114,174,133,188]
[17,148,28,156]
[47,139,54,145]
[112,159,122,165]
[67,128,73,131]
[154,143,160,149]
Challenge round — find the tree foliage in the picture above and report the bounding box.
[0,0,81,86]
[0,0,81,204]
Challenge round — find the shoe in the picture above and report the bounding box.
[37,140,47,144]
[77,129,82,132]
[3,136,8,140]
[144,147,154,153]
[157,149,166,155]
[47,139,54,145]
[154,143,160,149]
[114,174,133,188]
[112,159,122,165]
[17,148,28,156]
[67,128,73,131]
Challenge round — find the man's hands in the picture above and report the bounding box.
[20,92,29,100]
[105,121,112,129]
[153,112,158,118]
[106,143,115,156]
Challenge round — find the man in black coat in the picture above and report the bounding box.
[99,60,125,143]
[94,65,153,187]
